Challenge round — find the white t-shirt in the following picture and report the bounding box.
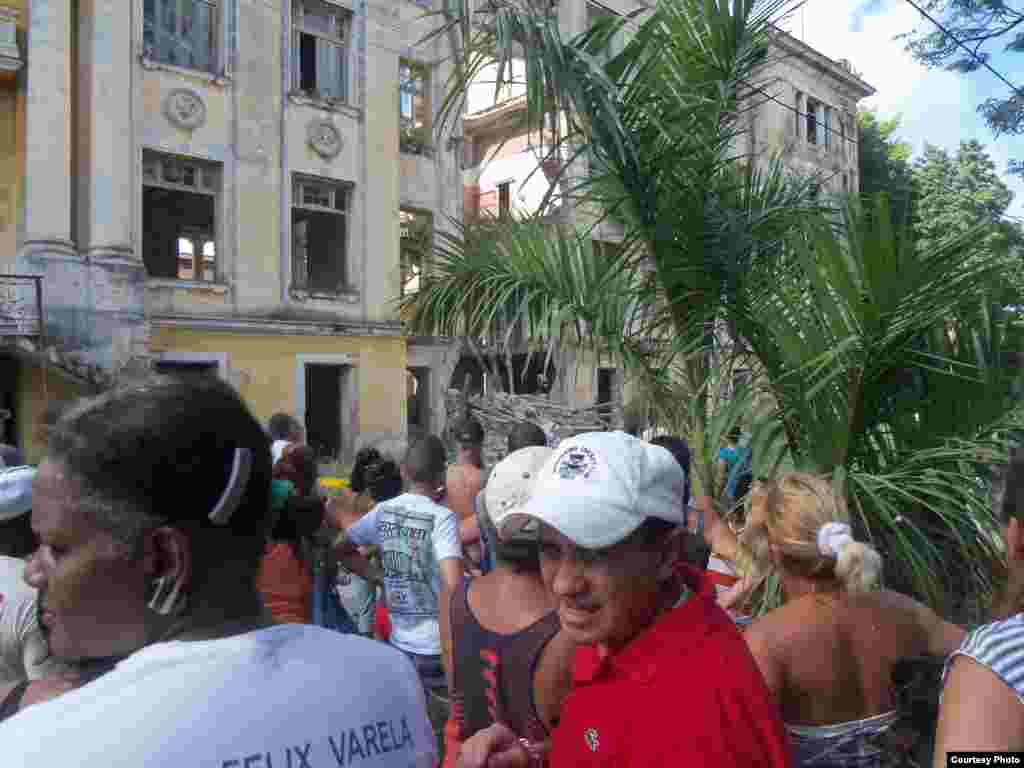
[0,624,436,768]
[346,492,462,656]
[0,555,62,683]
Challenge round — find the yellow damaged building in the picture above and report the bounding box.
[0,0,460,461]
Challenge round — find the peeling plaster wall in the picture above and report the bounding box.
[9,0,460,455]
[150,326,409,450]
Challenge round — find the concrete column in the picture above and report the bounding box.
[22,0,73,256]
[81,0,133,261]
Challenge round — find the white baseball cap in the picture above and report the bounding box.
[0,465,36,522]
[500,431,686,549]
[484,446,554,540]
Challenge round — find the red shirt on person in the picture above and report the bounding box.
[548,566,792,768]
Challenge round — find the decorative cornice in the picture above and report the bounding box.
[767,28,876,100]
[150,314,406,338]
[288,91,362,121]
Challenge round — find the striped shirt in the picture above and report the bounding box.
[943,613,1024,704]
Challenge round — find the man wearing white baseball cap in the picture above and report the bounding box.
[458,432,792,768]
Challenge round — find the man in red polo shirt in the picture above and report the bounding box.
[457,431,791,768]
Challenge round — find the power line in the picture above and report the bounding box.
[901,0,1022,96]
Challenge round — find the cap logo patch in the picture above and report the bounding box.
[554,445,598,480]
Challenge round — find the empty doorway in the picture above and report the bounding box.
[407,366,431,438]
[305,363,351,461]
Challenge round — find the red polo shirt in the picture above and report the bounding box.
[548,565,792,768]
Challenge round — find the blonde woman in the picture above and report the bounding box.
[702,474,964,768]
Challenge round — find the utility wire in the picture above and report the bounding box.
[901,0,1022,96]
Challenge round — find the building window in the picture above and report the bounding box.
[142,151,220,282]
[805,98,831,148]
[292,176,351,296]
[400,208,432,297]
[143,0,221,73]
[805,97,819,145]
[498,181,511,217]
[399,60,431,155]
[293,0,351,103]
[794,90,804,138]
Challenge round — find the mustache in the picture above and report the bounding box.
[563,597,600,612]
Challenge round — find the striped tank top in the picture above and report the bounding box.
[942,613,1024,703]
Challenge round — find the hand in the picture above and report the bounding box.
[458,723,530,768]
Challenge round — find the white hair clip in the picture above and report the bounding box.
[817,521,854,558]
[209,447,253,525]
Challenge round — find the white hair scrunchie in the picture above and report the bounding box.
[817,522,854,558]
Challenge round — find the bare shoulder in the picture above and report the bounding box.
[864,589,965,656]
[746,597,816,640]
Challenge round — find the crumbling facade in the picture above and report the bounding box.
[0,0,461,460]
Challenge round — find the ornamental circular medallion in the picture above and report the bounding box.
[163,89,207,130]
[307,120,343,159]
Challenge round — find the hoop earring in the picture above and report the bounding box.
[147,575,187,617]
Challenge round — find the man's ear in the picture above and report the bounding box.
[143,526,194,592]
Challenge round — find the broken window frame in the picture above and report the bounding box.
[399,59,432,155]
[293,0,352,104]
[805,97,819,145]
[400,207,432,297]
[142,151,221,283]
[291,175,352,296]
[143,0,228,75]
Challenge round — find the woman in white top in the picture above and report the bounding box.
[0,375,435,768]
[934,449,1024,760]
[703,473,963,768]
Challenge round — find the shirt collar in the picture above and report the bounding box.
[572,565,723,686]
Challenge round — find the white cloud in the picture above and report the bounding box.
[782,0,1023,220]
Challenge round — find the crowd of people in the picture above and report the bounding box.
[0,372,1021,766]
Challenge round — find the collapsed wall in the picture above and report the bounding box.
[443,389,618,466]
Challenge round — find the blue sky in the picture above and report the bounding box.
[786,0,1023,220]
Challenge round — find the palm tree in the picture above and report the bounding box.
[411,0,818,494]
[404,0,1024,616]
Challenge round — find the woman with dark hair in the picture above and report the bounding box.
[273,443,318,498]
[934,448,1024,759]
[257,483,324,624]
[0,375,435,766]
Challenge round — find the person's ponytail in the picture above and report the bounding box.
[834,540,883,595]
